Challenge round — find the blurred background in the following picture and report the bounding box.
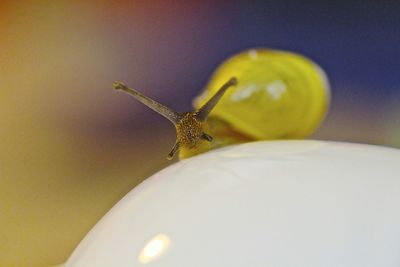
[1,0,399,266]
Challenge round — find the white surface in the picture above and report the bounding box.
[66,141,400,267]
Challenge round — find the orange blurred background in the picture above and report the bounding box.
[1,1,399,266]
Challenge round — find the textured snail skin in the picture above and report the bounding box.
[187,49,330,159]
[65,141,400,267]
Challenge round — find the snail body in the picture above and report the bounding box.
[114,48,330,160]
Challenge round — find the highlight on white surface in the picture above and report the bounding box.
[138,234,171,264]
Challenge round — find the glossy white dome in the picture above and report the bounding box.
[66,141,400,267]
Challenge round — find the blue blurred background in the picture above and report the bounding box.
[1,1,399,266]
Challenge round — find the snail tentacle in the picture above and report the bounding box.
[113,81,182,124]
[195,77,237,121]
[201,133,213,142]
[167,141,180,160]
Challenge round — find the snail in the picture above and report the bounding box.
[113,48,330,160]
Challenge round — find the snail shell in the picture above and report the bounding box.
[193,48,330,141]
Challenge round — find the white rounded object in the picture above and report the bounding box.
[66,141,400,267]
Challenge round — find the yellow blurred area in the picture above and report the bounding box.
[0,2,172,266]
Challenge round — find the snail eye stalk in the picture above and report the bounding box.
[195,77,237,121]
[113,82,182,124]
[113,77,237,160]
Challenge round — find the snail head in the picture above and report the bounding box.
[113,77,237,160]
